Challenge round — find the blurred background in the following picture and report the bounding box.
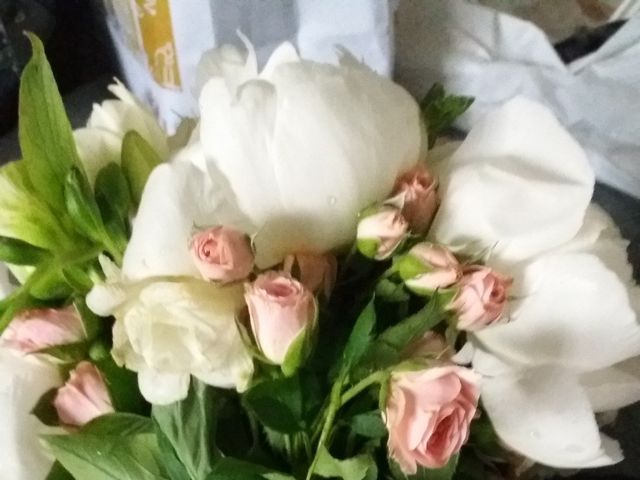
[0,1,638,478]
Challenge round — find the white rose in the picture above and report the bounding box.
[429,99,640,468]
[0,263,62,480]
[87,257,253,405]
[73,80,170,185]
[121,40,422,279]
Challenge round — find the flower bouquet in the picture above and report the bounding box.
[2,34,640,480]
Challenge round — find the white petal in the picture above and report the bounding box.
[261,42,300,79]
[86,283,127,317]
[196,43,257,96]
[482,367,622,468]
[0,348,62,480]
[431,98,594,263]
[474,252,640,372]
[122,157,251,280]
[137,367,190,405]
[580,357,640,412]
[74,128,122,185]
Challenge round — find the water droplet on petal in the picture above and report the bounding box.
[327,196,337,206]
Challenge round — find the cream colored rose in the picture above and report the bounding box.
[87,258,253,405]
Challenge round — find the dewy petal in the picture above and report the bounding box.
[430,98,594,263]
[481,367,622,468]
[0,348,62,480]
[137,366,190,405]
[474,251,640,372]
[580,357,640,412]
[122,155,252,281]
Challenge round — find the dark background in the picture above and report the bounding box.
[0,1,638,478]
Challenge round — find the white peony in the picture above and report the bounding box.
[73,80,170,185]
[429,98,640,468]
[121,40,422,279]
[87,257,253,405]
[0,263,62,480]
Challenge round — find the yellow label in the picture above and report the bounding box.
[135,0,181,89]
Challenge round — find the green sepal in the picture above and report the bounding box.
[281,303,318,377]
[356,238,380,260]
[36,341,89,364]
[396,253,429,282]
[121,131,163,205]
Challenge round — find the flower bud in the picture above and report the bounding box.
[357,206,408,260]
[1,306,85,354]
[53,361,114,427]
[283,252,337,300]
[392,164,439,234]
[397,243,461,295]
[245,272,317,373]
[448,266,512,331]
[190,226,254,282]
[385,365,480,474]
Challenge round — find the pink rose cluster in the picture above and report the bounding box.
[356,163,512,332]
[1,306,114,427]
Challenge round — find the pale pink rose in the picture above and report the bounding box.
[392,164,439,234]
[357,206,408,260]
[54,361,114,427]
[385,365,480,474]
[283,253,337,299]
[190,226,254,282]
[400,243,461,294]
[404,332,450,359]
[1,306,85,354]
[449,266,513,331]
[245,272,317,364]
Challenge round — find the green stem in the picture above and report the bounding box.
[306,374,345,480]
[340,370,388,406]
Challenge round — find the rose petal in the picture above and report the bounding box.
[481,367,622,468]
[474,252,640,372]
[430,98,594,263]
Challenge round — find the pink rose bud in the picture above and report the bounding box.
[449,266,513,331]
[283,253,337,300]
[245,272,318,369]
[392,164,439,234]
[385,365,480,474]
[356,206,408,260]
[397,243,461,295]
[1,306,85,354]
[53,361,114,427]
[190,226,254,282]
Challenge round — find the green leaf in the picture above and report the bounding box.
[152,380,221,480]
[96,355,148,414]
[121,131,163,205]
[64,167,106,244]
[349,411,387,439]
[207,457,295,480]
[0,161,74,250]
[420,83,473,148]
[314,446,378,480]
[94,163,131,252]
[94,163,131,219]
[44,414,169,480]
[341,297,377,369]
[19,33,82,210]
[377,297,443,353]
[155,425,191,480]
[244,376,303,433]
[46,462,75,480]
[0,236,49,265]
[389,455,458,480]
